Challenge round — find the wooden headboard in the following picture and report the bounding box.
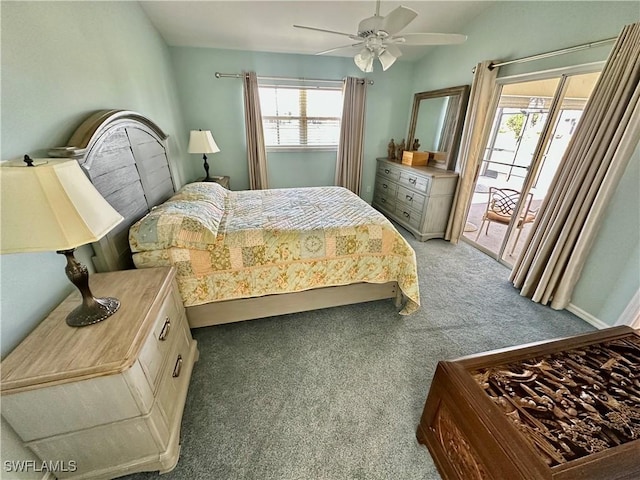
[50,110,176,272]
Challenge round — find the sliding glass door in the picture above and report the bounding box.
[463,67,601,266]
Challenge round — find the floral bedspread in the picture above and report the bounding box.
[130,183,419,314]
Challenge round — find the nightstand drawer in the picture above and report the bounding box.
[139,281,185,392]
[27,401,169,478]
[157,313,193,432]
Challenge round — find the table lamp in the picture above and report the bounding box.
[188,129,220,181]
[0,156,124,327]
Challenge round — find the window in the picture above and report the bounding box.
[259,86,342,149]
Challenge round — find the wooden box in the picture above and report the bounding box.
[428,151,449,168]
[417,326,640,480]
[402,150,429,166]
[431,151,448,163]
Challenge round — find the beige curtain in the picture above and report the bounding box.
[242,71,269,189]
[511,22,640,309]
[445,60,499,242]
[335,77,367,195]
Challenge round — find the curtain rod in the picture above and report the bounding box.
[214,72,373,85]
[489,37,616,70]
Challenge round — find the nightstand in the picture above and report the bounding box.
[196,175,230,189]
[1,267,199,479]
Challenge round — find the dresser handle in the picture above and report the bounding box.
[405,194,413,202]
[172,355,183,378]
[409,177,416,185]
[403,211,410,218]
[382,183,388,189]
[380,198,386,203]
[158,317,171,341]
[384,169,390,174]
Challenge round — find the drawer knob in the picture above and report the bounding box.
[380,198,386,203]
[384,169,390,174]
[409,177,416,185]
[159,317,171,341]
[172,355,183,378]
[405,194,413,202]
[403,211,410,218]
[382,183,388,189]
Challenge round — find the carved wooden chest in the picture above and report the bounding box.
[417,326,640,480]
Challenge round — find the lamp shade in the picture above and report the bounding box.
[378,50,398,71]
[354,48,374,73]
[0,159,123,254]
[188,130,220,154]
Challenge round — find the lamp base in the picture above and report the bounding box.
[66,296,121,327]
[58,249,121,327]
[202,153,211,181]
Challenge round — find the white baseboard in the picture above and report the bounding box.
[566,303,610,330]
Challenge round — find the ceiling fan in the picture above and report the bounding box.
[294,0,467,73]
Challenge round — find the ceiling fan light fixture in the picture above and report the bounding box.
[354,48,374,73]
[378,49,397,71]
[295,0,467,74]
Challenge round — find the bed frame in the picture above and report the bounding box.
[51,110,402,327]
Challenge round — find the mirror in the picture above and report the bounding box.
[407,85,470,170]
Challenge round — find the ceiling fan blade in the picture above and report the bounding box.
[381,6,418,35]
[384,44,403,59]
[293,25,359,40]
[393,33,468,45]
[316,43,364,56]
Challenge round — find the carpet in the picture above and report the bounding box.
[123,230,594,480]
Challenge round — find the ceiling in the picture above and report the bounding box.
[140,1,496,62]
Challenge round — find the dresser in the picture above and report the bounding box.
[372,158,458,241]
[1,267,199,479]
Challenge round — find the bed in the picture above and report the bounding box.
[50,110,420,328]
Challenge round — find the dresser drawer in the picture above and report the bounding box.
[375,177,398,197]
[395,203,422,230]
[373,190,396,213]
[397,185,426,209]
[139,281,185,392]
[399,171,430,193]
[377,162,401,182]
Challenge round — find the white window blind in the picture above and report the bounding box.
[259,85,343,149]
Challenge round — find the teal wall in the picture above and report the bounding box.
[169,46,414,196]
[0,1,189,358]
[570,145,640,325]
[411,1,639,92]
[411,1,639,326]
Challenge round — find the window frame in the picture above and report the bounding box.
[259,83,343,152]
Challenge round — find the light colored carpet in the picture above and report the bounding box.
[124,229,594,480]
